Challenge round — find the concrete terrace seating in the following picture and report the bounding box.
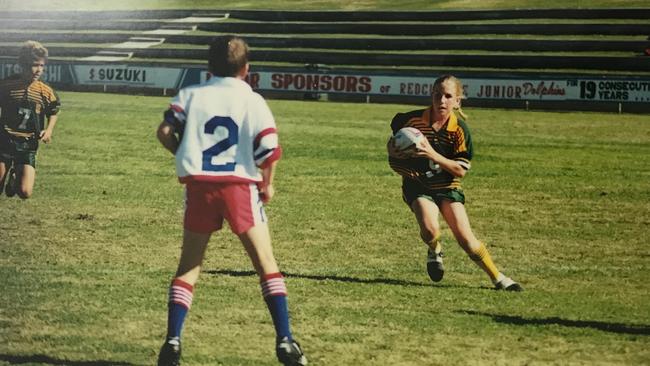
[0,8,649,74]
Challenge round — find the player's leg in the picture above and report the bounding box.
[239,223,289,339]
[0,161,8,192]
[5,142,38,198]
[171,230,211,333]
[439,200,522,291]
[158,183,219,366]
[227,182,305,365]
[0,134,12,193]
[158,229,211,366]
[1,156,16,198]
[439,200,494,277]
[14,163,36,199]
[411,197,445,282]
[238,224,307,366]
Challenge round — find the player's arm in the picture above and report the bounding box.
[157,120,179,155]
[259,160,277,203]
[254,132,282,203]
[414,138,467,178]
[253,126,282,203]
[157,104,186,155]
[40,114,58,143]
[387,111,421,159]
[40,89,61,143]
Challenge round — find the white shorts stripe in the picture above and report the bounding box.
[248,183,267,227]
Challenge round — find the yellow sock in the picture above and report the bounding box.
[467,242,500,282]
[426,234,442,253]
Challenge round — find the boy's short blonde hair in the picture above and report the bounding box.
[18,40,48,66]
[208,35,249,77]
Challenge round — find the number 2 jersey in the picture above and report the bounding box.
[164,76,282,184]
[388,107,473,190]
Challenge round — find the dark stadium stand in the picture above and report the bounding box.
[1,9,649,72]
[0,9,648,112]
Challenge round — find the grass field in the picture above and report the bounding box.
[0,91,648,365]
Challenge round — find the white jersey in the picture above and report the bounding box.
[165,76,281,184]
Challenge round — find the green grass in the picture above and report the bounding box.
[0,91,649,365]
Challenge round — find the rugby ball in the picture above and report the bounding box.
[393,127,424,151]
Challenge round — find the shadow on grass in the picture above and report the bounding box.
[205,269,443,288]
[459,310,650,336]
[0,354,140,365]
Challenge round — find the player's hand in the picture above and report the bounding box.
[39,130,53,143]
[414,137,436,160]
[259,183,275,203]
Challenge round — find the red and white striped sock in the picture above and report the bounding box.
[260,273,291,340]
[167,278,194,339]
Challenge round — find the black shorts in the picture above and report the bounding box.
[401,178,465,207]
[0,131,38,168]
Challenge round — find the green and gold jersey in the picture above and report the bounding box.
[0,74,60,139]
[388,107,473,190]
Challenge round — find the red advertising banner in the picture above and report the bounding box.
[2,60,647,104]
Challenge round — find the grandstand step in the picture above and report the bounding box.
[161,24,197,31]
[168,16,226,23]
[197,22,650,36]
[191,12,229,19]
[129,37,166,43]
[81,50,134,61]
[143,29,189,35]
[110,37,165,49]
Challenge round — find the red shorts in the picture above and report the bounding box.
[184,182,266,234]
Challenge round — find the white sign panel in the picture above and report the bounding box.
[3,59,645,105]
[245,71,650,103]
[74,65,184,88]
[1,62,65,84]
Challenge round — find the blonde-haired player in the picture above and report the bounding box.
[388,75,522,291]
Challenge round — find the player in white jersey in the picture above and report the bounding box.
[155,35,307,366]
[170,74,280,185]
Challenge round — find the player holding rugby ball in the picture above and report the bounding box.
[388,75,522,292]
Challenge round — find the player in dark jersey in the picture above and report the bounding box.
[388,75,522,291]
[0,41,60,199]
